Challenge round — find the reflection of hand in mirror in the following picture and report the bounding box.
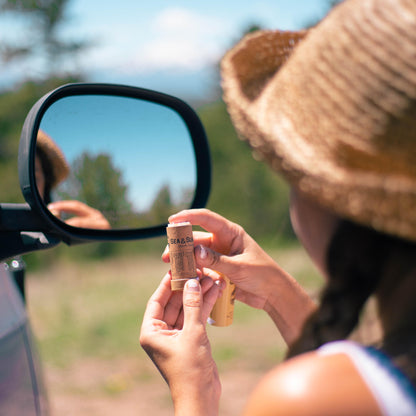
[47,200,111,230]
[36,130,110,230]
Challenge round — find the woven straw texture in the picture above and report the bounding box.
[221,0,416,241]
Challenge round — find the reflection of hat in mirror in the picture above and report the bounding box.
[37,129,70,188]
[221,0,416,242]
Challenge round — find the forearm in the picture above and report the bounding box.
[263,266,317,346]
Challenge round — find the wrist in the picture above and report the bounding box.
[169,361,221,416]
[263,268,316,345]
[172,382,220,416]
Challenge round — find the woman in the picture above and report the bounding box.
[36,129,110,229]
[140,0,416,414]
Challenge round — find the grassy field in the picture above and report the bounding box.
[26,244,324,416]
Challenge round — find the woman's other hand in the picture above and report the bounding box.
[48,200,111,229]
[140,274,221,416]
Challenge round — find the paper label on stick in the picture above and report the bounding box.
[167,222,197,290]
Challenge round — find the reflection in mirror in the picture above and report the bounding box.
[38,95,197,230]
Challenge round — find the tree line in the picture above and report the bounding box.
[0,0,343,264]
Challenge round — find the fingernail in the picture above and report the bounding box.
[186,279,200,291]
[198,245,208,260]
[207,317,215,325]
[162,244,169,256]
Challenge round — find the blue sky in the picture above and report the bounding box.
[40,94,197,211]
[0,1,333,211]
[1,1,331,101]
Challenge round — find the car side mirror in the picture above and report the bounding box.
[0,83,211,259]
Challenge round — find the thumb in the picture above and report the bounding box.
[195,245,236,277]
[182,279,203,330]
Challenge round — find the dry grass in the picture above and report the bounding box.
[26,244,324,416]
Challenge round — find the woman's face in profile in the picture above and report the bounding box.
[289,188,339,277]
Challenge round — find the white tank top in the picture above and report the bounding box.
[318,341,416,416]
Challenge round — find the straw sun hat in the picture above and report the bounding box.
[36,129,70,188]
[221,0,416,241]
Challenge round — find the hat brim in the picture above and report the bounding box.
[221,0,416,242]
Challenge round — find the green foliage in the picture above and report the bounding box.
[0,0,89,77]
[58,152,134,228]
[148,184,174,224]
[198,100,295,244]
[0,77,82,202]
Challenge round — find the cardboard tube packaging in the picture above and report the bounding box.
[166,222,197,291]
[167,222,235,326]
[209,273,235,327]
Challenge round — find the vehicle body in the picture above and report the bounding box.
[0,83,211,415]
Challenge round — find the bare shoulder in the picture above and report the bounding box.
[242,350,382,416]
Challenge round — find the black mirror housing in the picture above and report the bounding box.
[0,83,211,259]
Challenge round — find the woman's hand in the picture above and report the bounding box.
[48,200,111,229]
[164,209,278,309]
[164,209,316,345]
[140,274,221,416]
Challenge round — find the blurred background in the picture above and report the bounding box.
[0,1,345,415]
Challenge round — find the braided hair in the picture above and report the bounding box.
[286,219,416,385]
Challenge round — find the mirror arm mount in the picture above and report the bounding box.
[0,231,61,262]
[0,203,62,261]
[0,203,51,232]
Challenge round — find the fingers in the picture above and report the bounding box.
[163,290,185,328]
[48,200,93,216]
[162,231,213,264]
[182,279,203,332]
[194,244,241,280]
[142,273,173,323]
[164,208,246,266]
[192,231,215,248]
[165,209,249,269]
[172,276,219,329]
[48,200,110,229]
[144,271,220,329]
[200,277,222,323]
[169,209,244,254]
[169,209,236,237]
[163,240,241,283]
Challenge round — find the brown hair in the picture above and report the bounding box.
[287,220,416,386]
[36,146,54,204]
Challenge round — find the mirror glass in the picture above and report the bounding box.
[37,95,197,230]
